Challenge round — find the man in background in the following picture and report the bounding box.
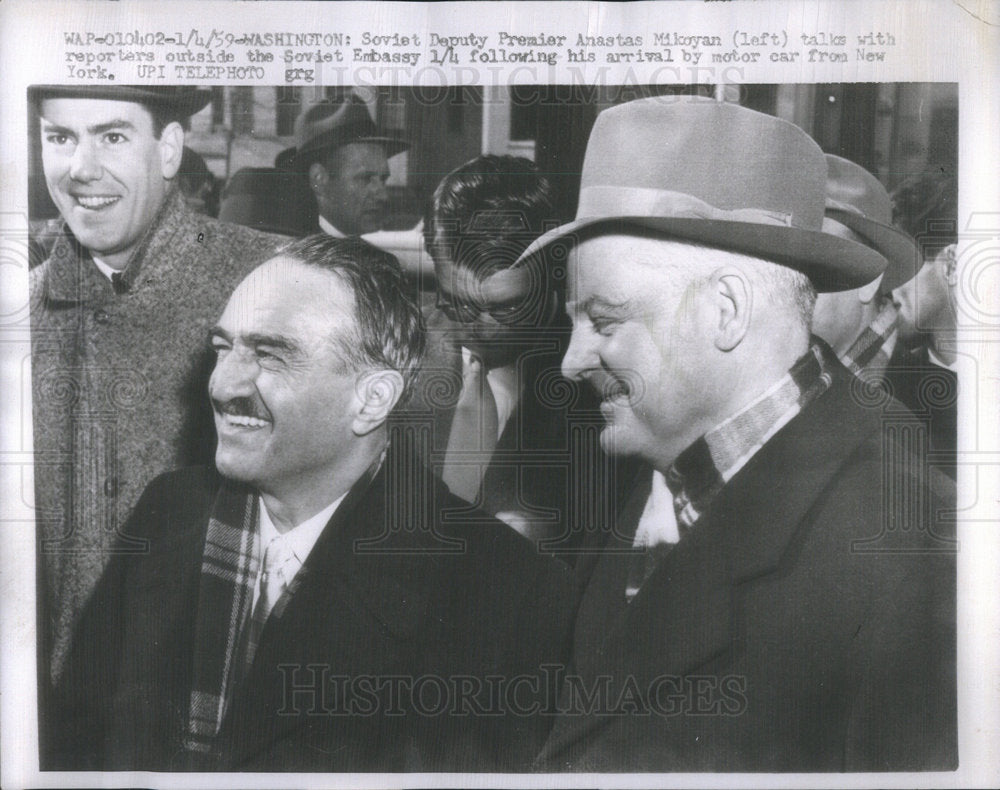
[284,94,408,237]
[30,85,281,691]
[813,155,957,478]
[422,155,609,550]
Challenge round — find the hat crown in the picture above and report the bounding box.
[824,154,892,225]
[293,95,407,163]
[579,97,827,231]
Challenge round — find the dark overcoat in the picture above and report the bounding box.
[50,439,578,772]
[538,362,957,772]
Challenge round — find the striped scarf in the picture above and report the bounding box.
[840,298,900,380]
[627,342,833,600]
[667,341,834,532]
[182,483,259,760]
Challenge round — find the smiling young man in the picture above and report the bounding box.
[519,97,956,772]
[51,236,577,772]
[29,86,281,700]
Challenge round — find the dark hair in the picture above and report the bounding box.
[423,155,560,279]
[276,235,426,406]
[890,171,957,247]
[146,104,191,138]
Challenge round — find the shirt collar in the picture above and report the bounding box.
[257,492,345,566]
[42,188,185,303]
[461,346,521,440]
[318,214,348,238]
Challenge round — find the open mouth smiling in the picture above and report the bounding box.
[214,398,273,431]
[72,195,121,210]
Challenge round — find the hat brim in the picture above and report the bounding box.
[294,135,409,169]
[29,85,212,118]
[516,215,888,293]
[825,209,918,292]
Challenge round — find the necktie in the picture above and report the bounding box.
[243,537,291,672]
[442,353,499,503]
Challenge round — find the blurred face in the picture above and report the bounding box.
[432,247,555,369]
[314,142,389,235]
[40,98,180,270]
[561,234,718,466]
[209,257,363,501]
[893,245,957,343]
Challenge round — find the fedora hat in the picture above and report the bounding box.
[279,95,409,170]
[516,96,887,292]
[29,85,212,118]
[823,155,919,292]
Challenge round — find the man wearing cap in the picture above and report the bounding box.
[525,97,956,771]
[30,85,282,693]
[285,95,408,238]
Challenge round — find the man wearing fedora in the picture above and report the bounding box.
[522,97,956,771]
[30,85,282,698]
[814,156,957,480]
[284,94,408,238]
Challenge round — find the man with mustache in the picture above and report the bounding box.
[29,85,281,698]
[51,236,576,771]
[522,97,956,771]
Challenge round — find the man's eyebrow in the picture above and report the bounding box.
[208,325,230,342]
[581,295,632,313]
[41,120,138,136]
[244,333,301,354]
[40,121,75,136]
[88,120,138,135]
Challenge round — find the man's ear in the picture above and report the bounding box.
[351,369,405,436]
[857,273,884,305]
[308,162,329,197]
[158,122,184,180]
[710,267,752,351]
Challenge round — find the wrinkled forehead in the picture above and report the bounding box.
[327,141,390,175]
[222,256,356,337]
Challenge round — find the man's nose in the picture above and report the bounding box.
[372,178,389,204]
[561,325,595,381]
[68,140,102,182]
[209,348,258,401]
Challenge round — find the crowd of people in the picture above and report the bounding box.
[30,85,958,772]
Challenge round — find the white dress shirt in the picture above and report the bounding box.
[251,493,346,611]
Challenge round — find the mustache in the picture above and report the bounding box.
[213,396,271,421]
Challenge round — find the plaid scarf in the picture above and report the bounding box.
[182,484,259,759]
[627,342,833,601]
[667,341,833,531]
[180,450,388,761]
[840,298,900,380]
